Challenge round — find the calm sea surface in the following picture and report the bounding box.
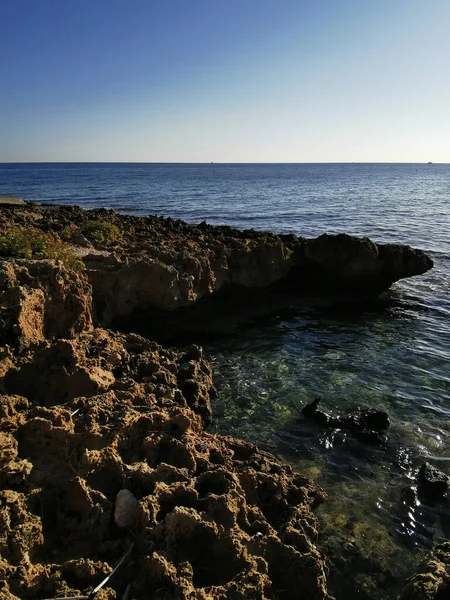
[2,163,450,597]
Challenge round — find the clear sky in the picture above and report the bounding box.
[1,0,449,162]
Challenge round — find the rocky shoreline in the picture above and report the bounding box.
[0,201,447,600]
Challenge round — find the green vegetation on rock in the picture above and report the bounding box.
[83,220,120,243]
[59,222,79,241]
[61,220,120,244]
[0,226,82,270]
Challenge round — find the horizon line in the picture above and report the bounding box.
[0,161,447,165]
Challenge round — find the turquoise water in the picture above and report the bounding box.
[2,162,450,597]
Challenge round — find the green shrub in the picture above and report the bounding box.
[0,226,83,270]
[82,221,120,244]
[60,223,80,240]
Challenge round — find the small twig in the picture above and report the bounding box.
[87,541,135,599]
[71,408,81,417]
[42,539,135,600]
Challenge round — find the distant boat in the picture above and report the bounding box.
[427,161,432,164]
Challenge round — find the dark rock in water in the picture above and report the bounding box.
[367,410,390,430]
[353,428,388,445]
[285,233,433,294]
[417,462,449,503]
[302,397,321,418]
[401,485,418,506]
[301,398,334,426]
[301,399,390,445]
[341,408,390,432]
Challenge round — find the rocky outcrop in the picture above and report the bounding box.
[87,236,292,324]
[0,254,332,600]
[0,201,435,599]
[0,329,331,600]
[287,233,433,293]
[0,196,25,206]
[0,259,92,348]
[399,542,450,600]
[301,399,390,445]
[0,203,433,327]
[417,463,450,503]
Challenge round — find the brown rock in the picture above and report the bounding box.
[0,259,92,347]
[399,542,450,600]
[0,327,332,599]
[0,203,433,329]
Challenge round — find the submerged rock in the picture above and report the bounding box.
[301,398,390,445]
[417,462,450,503]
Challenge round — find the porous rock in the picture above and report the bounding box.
[0,324,331,599]
[0,259,92,348]
[0,201,434,600]
[0,203,433,327]
[417,462,450,503]
[399,542,450,600]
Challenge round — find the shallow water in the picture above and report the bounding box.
[205,287,450,597]
[2,162,450,597]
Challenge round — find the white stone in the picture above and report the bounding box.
[114,489,139,528]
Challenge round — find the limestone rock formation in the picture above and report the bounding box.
[0,255,331,599]
[0,329,331,600]
[0,203,433,327]
[399,542,450,600]
[0,200,435,599]
[0,259,92,348]
[288,233,433,292]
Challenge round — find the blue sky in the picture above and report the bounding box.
[1,0,449,162]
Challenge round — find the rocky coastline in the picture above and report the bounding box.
[0,201,446,600]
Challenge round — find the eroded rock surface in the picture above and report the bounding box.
[0,201,434,599]
[0,257,332,599]
[0,259,92,348]
[399,542,450,600]
[289,233,433,292]
[0,330,331,599]
[0,203,433,326]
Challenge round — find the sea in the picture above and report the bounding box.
[1,162,449,598]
